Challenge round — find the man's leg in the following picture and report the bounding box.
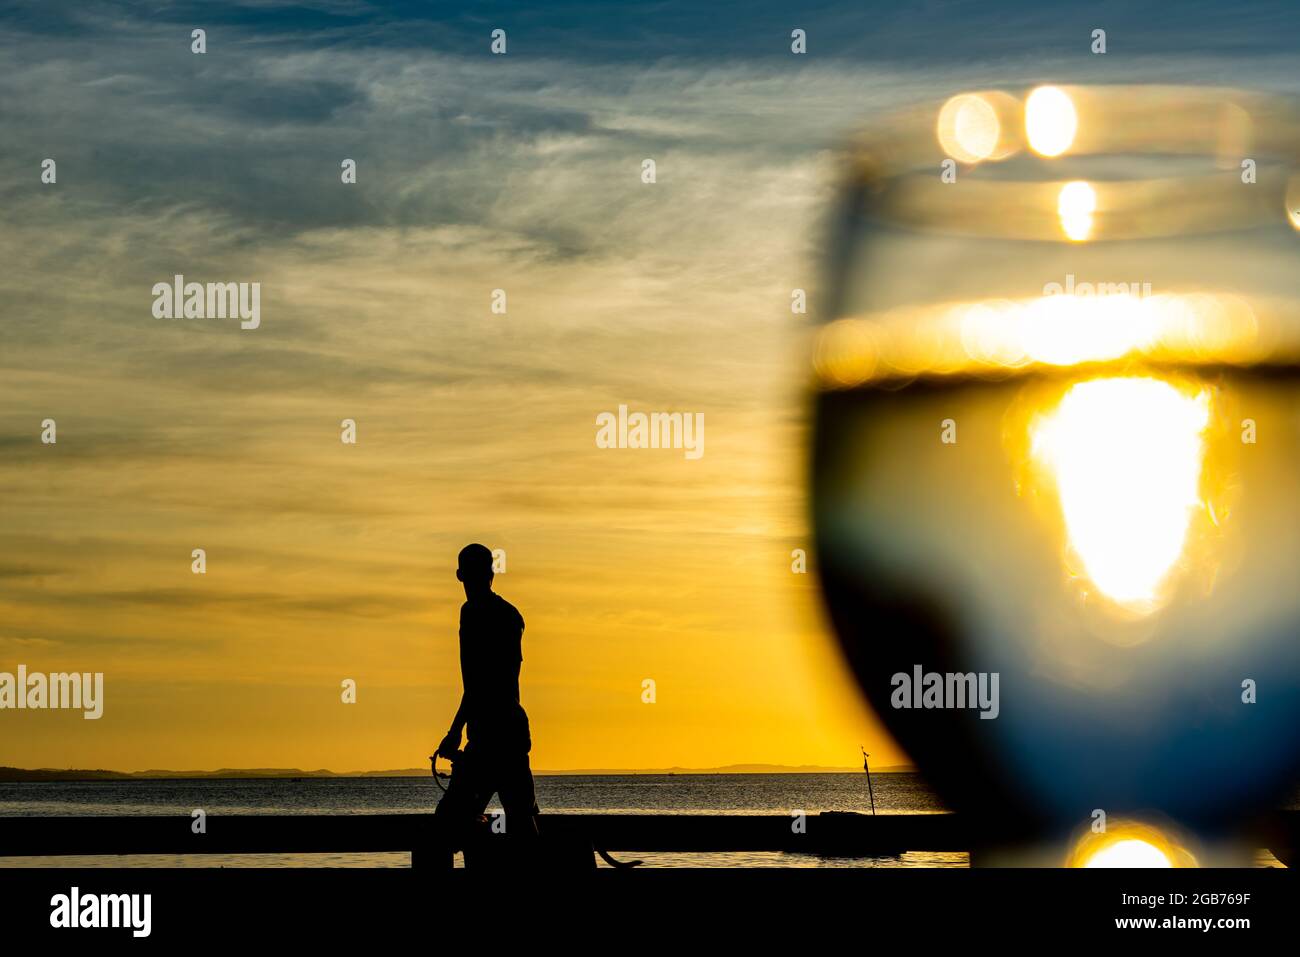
[497,753,601,869]
[496,752,540,843]
[420,755,490,869]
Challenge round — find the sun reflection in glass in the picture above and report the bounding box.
[1067,821,1198,868]
[1057,180,1096,241]
[937,93,1001,163]
[1025,86,1077,157]
[1084,839,1173,868]
[1030,377,1212,615]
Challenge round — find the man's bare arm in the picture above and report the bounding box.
[448,693,468,738]
[438,694,468,756]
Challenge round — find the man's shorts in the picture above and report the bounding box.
[434,745,539,838]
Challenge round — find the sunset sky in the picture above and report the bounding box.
[2,1,1296,772]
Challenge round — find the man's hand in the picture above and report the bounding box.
[437,730,461,759]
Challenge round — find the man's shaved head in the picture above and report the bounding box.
[457,543,494,587]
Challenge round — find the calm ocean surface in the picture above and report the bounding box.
[0,772,967,868]
[4,773,1288,868]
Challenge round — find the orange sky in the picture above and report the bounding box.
[0,313,896,770]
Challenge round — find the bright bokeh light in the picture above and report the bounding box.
[1067,821,1198,868]
[1083,839,1174,868]
[1025,86,1077,157]
[1019,292,1147,366]
[811,292,1272,390]
[813,317,879,387]
[1057,180,1096,241]
[937,93,1001,163]
[1031,377,1211,614]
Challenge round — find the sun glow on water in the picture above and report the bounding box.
[1030,377,1212,614]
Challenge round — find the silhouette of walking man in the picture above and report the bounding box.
[429,544,539,866]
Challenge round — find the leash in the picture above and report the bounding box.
[428,751,641,867]
[429,753,452,794]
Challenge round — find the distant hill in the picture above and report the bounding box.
[0,763,914,782]
[534,764,917,775]
[0,767,419,782]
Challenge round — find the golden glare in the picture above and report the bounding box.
[1084,839,1173,868]
[1030,377,1211,614]
[1025,86,1077,157]
[1019,291,1147,366]
[814,316,879,387]
[937,93,1001,163]
[1057,180,1096,241]
[1067,821,1198,868]
[811,292,1283,390]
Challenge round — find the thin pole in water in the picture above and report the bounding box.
[861,746,876,815]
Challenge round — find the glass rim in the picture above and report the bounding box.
[840,84,1300,243]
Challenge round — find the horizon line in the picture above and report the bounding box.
[1,762,917,779]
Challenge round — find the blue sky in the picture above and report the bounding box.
[9,1,1299,61]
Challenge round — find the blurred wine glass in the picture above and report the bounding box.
[811,85,1300,864]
